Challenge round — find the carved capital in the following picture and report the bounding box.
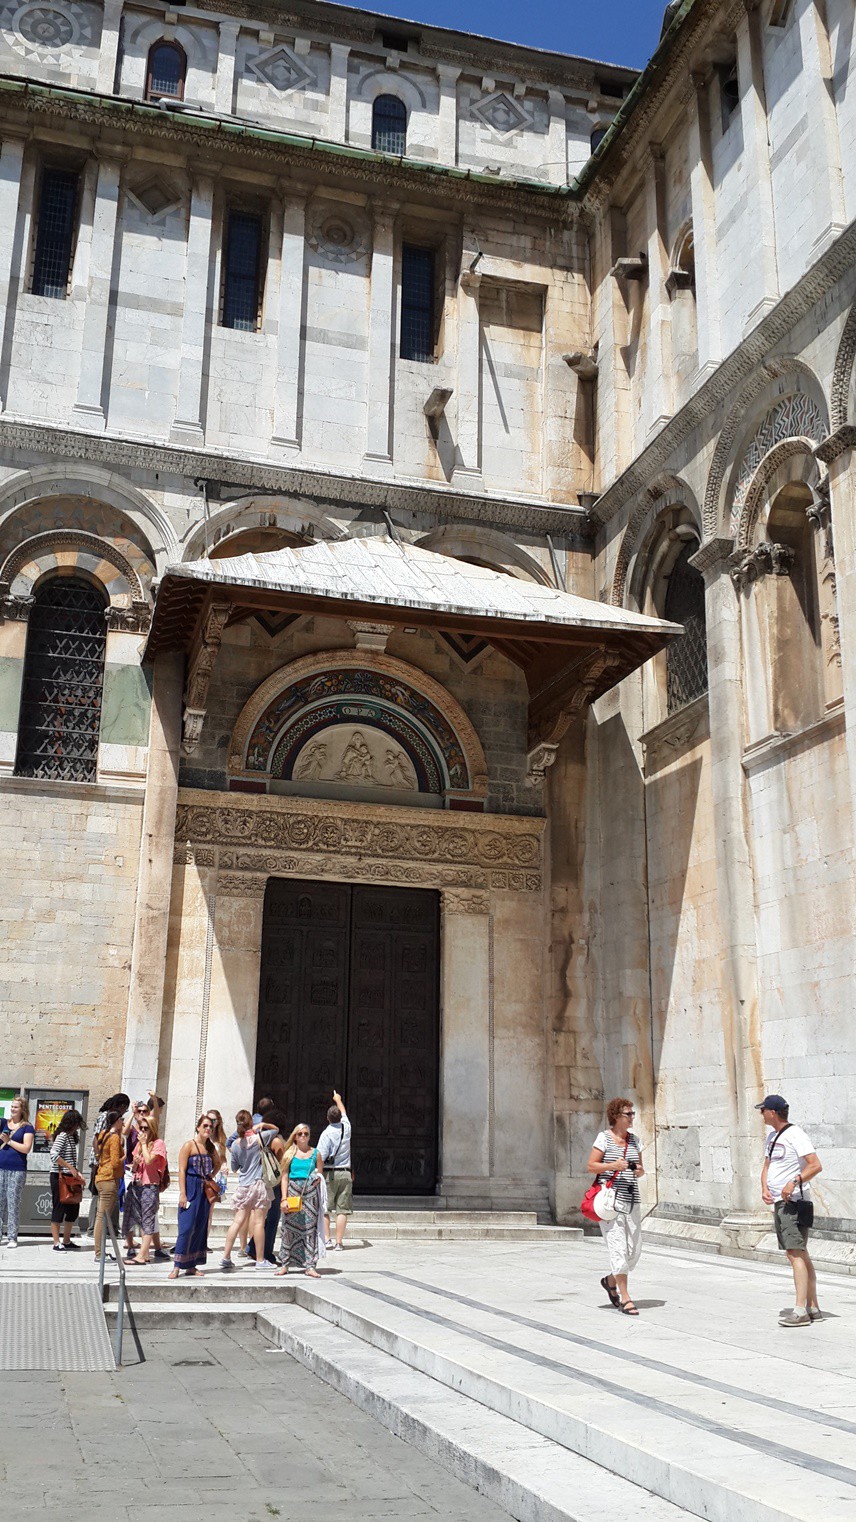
[105,601,152,634]
[347,619,395,652]
[0,591,34,622]
[815,425,856,464]
[688,537,734,584]
[729,541,795,589]
[526,743,560,785]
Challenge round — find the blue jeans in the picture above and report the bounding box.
[0,1170,25,1241]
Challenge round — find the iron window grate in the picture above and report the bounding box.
[15,579,107,783]
[400,244,435,362]
[664,542,708,714]
[147,41,186,100]
[372,95,407,155]
[31,168,78,299]
[223,211,262,331]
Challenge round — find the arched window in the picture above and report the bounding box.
[663,541,708,713]
[763,484,823,733]
[590,126,609,154]
[146,41,187,102]
[372,95,407,155]
[15,577,107,783]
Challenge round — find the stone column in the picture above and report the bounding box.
[121,651,183,1102]
[737,1,779,327]
[96,0,123,94]
[547,89,568,185]
[202,880,265,1125]
[801,0,846,258]
[328,43,350,141]
[823,442,856,818]
[593,206,631,480]
[171,171,216,445]
[690,538,763,1217]
[644,145,673,434]
[270,186,307,455]
[436,65,460,164]
[440,890,492,1200]
[214,21,240,114]
[72,150,123,429]
[687,73,721,381]
[451,258,483,486]
[162,851,217,1155]
[0,132,27,413]
[363,202,397,471]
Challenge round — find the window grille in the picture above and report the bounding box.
[664,542,708,714]
[146,41,186,100]
[31,168,78,299]
[372,95,407,155]
[400,244,435,362]
[15,578,107,783]
[222,211,262,331]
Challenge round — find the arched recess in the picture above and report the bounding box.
[228,650,489,807]
[415,526,552,585]
[0,530,151,629]
[627,502,707,730]
[703,359,828,537]
[353,67,427,112]
[610,473,701,607]
[0,467,175,569]
[181,496,346,561]
[830,300,856,431]
[733,439,823,552]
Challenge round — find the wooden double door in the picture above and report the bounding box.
[255,878,440,1194]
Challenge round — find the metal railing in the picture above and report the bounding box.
[97,1208,126,1368]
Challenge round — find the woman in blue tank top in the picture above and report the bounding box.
[275,1123,323,1278]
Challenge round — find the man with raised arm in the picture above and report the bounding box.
[318,1089,352,1253]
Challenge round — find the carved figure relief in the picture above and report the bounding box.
[292,725,419,792]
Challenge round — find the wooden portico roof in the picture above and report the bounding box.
[145,535,681,754]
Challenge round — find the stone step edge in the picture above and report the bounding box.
[259,1306,689,1522]
[294,1284,814,1522]
[642,1221,856,1277]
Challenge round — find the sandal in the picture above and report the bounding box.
[601,1276,621,1309]
[620,1300,639,1316]
[274,1266,288,1277]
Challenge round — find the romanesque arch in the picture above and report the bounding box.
[0,466,176,569]
[831,300,856,431]
[181,495,346,561]
[415,525,552,585]
[228,650,489,805]
[610,472,700,607]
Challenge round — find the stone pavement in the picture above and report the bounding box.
[2,1230,855,1521]
[0,1319,508,1522]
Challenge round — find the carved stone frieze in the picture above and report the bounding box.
[442,889,491,914]
[174,790,544,894]
[0,592,34,621]
[105,601,152,634]
[173,843,217,867]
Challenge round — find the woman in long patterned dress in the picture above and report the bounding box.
[275,1124,324,1278]
[169,1115,216,1278]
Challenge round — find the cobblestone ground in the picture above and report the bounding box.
[0,1323,507,1522]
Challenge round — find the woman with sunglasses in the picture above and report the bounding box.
[275,1123,324,1278]
[169,1115,217,1278]
[123,1107,167,1265]
[587,1097,645,1316]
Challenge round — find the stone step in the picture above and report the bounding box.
[258,1304,692,1522]
[278,1276,856,1522]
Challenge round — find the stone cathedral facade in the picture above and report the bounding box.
[1,0,855,1252]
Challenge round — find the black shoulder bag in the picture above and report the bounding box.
[767,1124,814,1230]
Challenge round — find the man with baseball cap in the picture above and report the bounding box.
[758,1094,823,1327]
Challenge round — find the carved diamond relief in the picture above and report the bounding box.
[127,177,182,221]
[248,43,315,94]
[471,90,531,139]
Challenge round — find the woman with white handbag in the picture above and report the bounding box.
[586,1098,645,1316]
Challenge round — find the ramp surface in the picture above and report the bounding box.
[0,1281,114,1370]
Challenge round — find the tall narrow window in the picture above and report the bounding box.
[372,95,407,155]
[400,244,435,362]
[15,577,107,783]
[590,126,608,154]
[146,40,187,101]
[222,210,262,331]
[664,542,708,713]
[31,168,78,299]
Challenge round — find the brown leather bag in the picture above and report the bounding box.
[57,1160,86,1205]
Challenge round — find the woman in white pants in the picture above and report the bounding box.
[587,1098,644,1316]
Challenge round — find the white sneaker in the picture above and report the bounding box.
[7,1239,17,1249]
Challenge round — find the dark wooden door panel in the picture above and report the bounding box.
[255,879,439,1194]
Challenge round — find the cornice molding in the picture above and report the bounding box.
[590,219,856,532]
[3,90,577,220]
[0,416,586,538]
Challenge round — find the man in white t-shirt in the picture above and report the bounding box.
[758,1093,823,1327]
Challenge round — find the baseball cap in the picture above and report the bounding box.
[755,1094,788,1113]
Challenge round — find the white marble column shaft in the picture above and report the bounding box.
[645,146,673,434]
[73,152,123,429]
[436,65,460,163]
[328,44,350,140]
[687,74,721,380]
[737,2,779,327]
[0,133,26,413]
[802,0,846,256]
[270,188,307,454]
[363,203,396,469]
[171,172,216,444]
[96,0,123,94]
[215,21,240,114]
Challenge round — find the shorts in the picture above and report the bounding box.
[50,1172,81,1224]
[774,1199,813,1251]
[232,1178,272,1213]
[325,1169,353,1216]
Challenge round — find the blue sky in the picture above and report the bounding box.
[335,1,667,70]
